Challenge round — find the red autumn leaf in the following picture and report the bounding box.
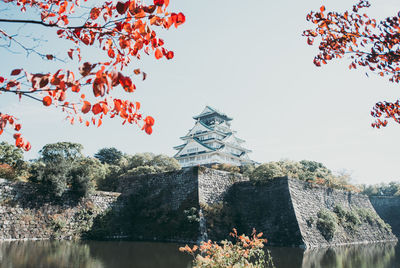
[90,7,100,20]
[67,49,73,59]
[79,62,94,77]
[81,101,91,114]
[11,69,22,76]
[93,78,106,97]
[14,124,21,131]
[134,69,141,75]
[144,116,155,126]
[108,49,115,58]
[166,51,174,59]
[46,54,54,60]
[144,125,153,134]
[155,49,163,59]
[72,85,80,92]
[0,77,4,83]
[154,0,164,6]
[42,96,52,106]
[92,103,102,115]
[116,1,128,15]
[176,12,185,27]
[58,91,66,101]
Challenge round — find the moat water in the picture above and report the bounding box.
[0,240,399,268]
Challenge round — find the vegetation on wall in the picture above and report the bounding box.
[316,209,338,241]
[211,160,360,192]
[316,205,392,241]
[97,152,181,191]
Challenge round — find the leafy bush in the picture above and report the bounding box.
[250,162,285,182]
[211,163,241,173]
[29,143,100,199]
[180,229,274,268]
[31,160,71,197]
[248,159,359,192]
[0,142,29,180]
[98,153,181,191]
[356,208,392,232]
[333,204,347,222]
[0,163,15,180]
[317,209,338,241]
[360,182,400,196]
[345,210,361,228]
[94,147,124,165]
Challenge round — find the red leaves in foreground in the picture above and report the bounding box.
[304,0,400,128]
[371,101,400,128]
[42,96,52,106]
[0,114,30,151]
[142,116,155,134]
[0,0,185,150]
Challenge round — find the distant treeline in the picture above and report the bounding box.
[0,141,398,198]
[0,141,181,199]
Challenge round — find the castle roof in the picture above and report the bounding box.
[193,106,233,121]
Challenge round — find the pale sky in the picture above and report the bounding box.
[1,0,400,185]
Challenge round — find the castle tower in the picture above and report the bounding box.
[173,106,254,167]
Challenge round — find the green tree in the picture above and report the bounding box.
[250,162,285,182]
[0,141,29,180]
[39,142,83,163]
[98,153,181,191]
[94,147,124,165]
[30,142,99,198]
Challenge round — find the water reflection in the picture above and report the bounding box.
[0,240,399,268]
[0,241,192,268]
[267,242,399,268]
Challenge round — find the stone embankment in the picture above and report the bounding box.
[0,168,397,248]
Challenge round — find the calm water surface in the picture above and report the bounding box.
[0,240,399,268]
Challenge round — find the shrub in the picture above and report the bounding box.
[249,162,285,182]
[317,209,338,241]
[356,208,392,232]
[345,210,361,228]
[333,204,346,222]
[211,163,241,173]
[0,163,15,180]
[180,229,274,268]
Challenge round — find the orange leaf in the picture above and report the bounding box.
[42,96,52,106]
[155,49,163,59]
[82,101,91,114]
[144,116,155,126]
[320,5,325,12]
[144,125,152,134]
[92,103,102,115]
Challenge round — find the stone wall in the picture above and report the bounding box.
[221,178,303,246]
[288,178,397,248]
[0,179,120,241]
[198,167,248,205]
[370,196,400,237]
